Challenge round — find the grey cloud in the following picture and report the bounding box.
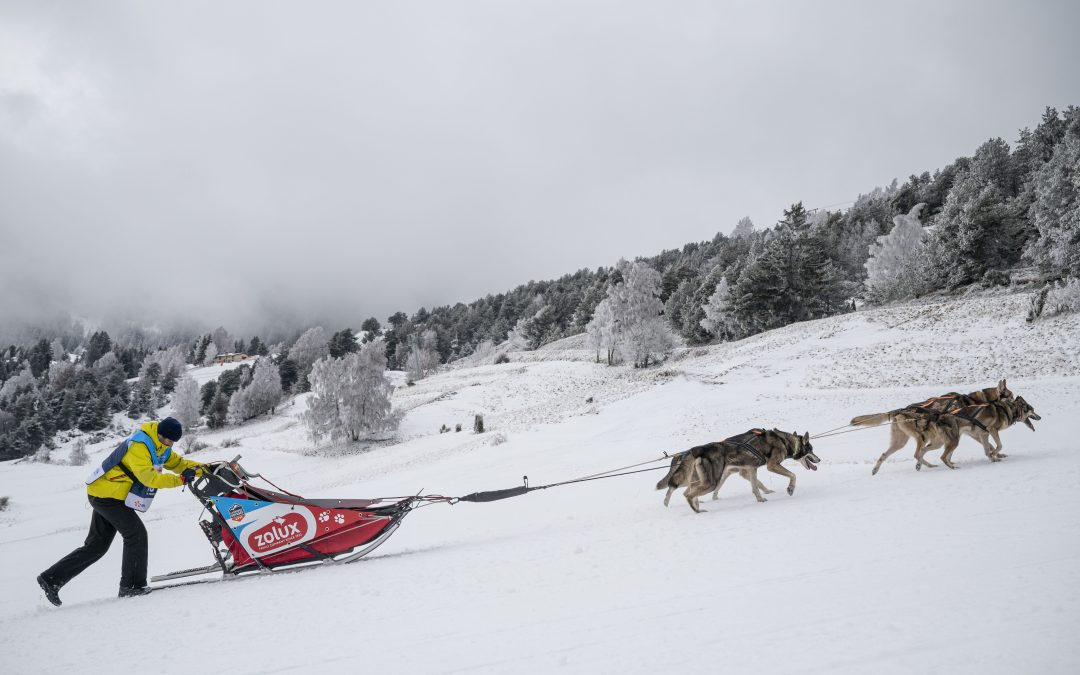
[1,0,1078,338]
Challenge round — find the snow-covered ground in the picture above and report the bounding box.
[2,288,1078,674]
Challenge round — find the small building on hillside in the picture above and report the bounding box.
[213,352,249,365]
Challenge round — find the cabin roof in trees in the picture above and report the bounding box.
[213,352,249,364]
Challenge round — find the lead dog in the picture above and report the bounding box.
[938,396,1040,468]
[852,380,1014,475]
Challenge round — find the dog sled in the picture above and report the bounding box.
[151,457,420,585]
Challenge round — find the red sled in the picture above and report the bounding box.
[152,457,417,584]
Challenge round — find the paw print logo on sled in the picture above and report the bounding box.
[318,511,330,523]
[334,513,346,525]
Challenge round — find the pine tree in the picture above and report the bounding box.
[83,331,112,367]
[732,216,755,238]
[195,335,210,365]
[160,367,179,394]
[328,328,358,358]
[929,138,1025,287]
[248,336,268,356]
[128,377,154,419]
[1023,109,1080,276]
[206,391,229,429]
[78,390,110,432]
[276,357,299,393]
[28,339,52,377]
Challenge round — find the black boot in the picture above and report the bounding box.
[37,574,62,607]
[118,585,152,598]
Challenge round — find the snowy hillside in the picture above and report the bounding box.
[2,288,1079,674]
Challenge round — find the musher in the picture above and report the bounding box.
[37,417,204,605]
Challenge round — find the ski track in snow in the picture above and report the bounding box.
[1,289,1079,674]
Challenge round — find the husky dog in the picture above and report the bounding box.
[863,395,1039,475]
[939,396,1041,468]
[655,450,773,507]
[852,380,1014,475]
[678,429,820,513]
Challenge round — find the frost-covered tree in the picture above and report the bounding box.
[611,260,673,367]
[50,338,66,363]
[227,357,282,423]
[69,439,89,466]
[928,138,1024,287]
[210,327,232,353]
[304,340,397,444]
[402,329,440,381]
[203,342,218,365]
[700,277,734,339]
[504,317,531,352]
[245,357,283,417]
[288,326,328,370]
[619,316,675,367]
[141,347,186,383]
[864,204,930,302]
[1023,112,1080,276]
[732,216,755,238]
[585,297,618,364]
[171,375,202,432]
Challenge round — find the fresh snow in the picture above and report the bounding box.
[2,289,1078,674]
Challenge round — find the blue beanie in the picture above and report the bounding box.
[158,417,183,442]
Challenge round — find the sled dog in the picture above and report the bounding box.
[655,450,771,507]
[851,380,1014,474]
[863,395,1039,475]
[677,429,819,513]
[939,396,1041,467]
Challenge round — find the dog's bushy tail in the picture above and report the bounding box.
[656,454,684,490]
[850,411,893,427]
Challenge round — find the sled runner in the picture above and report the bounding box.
[151,457,417,585]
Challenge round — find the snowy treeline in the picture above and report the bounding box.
[2,104,1078,459]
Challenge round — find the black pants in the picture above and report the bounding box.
[41,495,148,589]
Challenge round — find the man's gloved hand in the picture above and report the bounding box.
[181,468,199,485]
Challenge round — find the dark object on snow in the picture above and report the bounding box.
[37,574,62,606]
[456,485,530,503]
[118,585,152,598]
[158,417,183,442]
[474,414,484,433]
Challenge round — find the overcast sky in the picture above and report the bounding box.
[1,0,1078,337]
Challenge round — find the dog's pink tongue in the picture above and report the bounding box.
[807,461,818,471]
